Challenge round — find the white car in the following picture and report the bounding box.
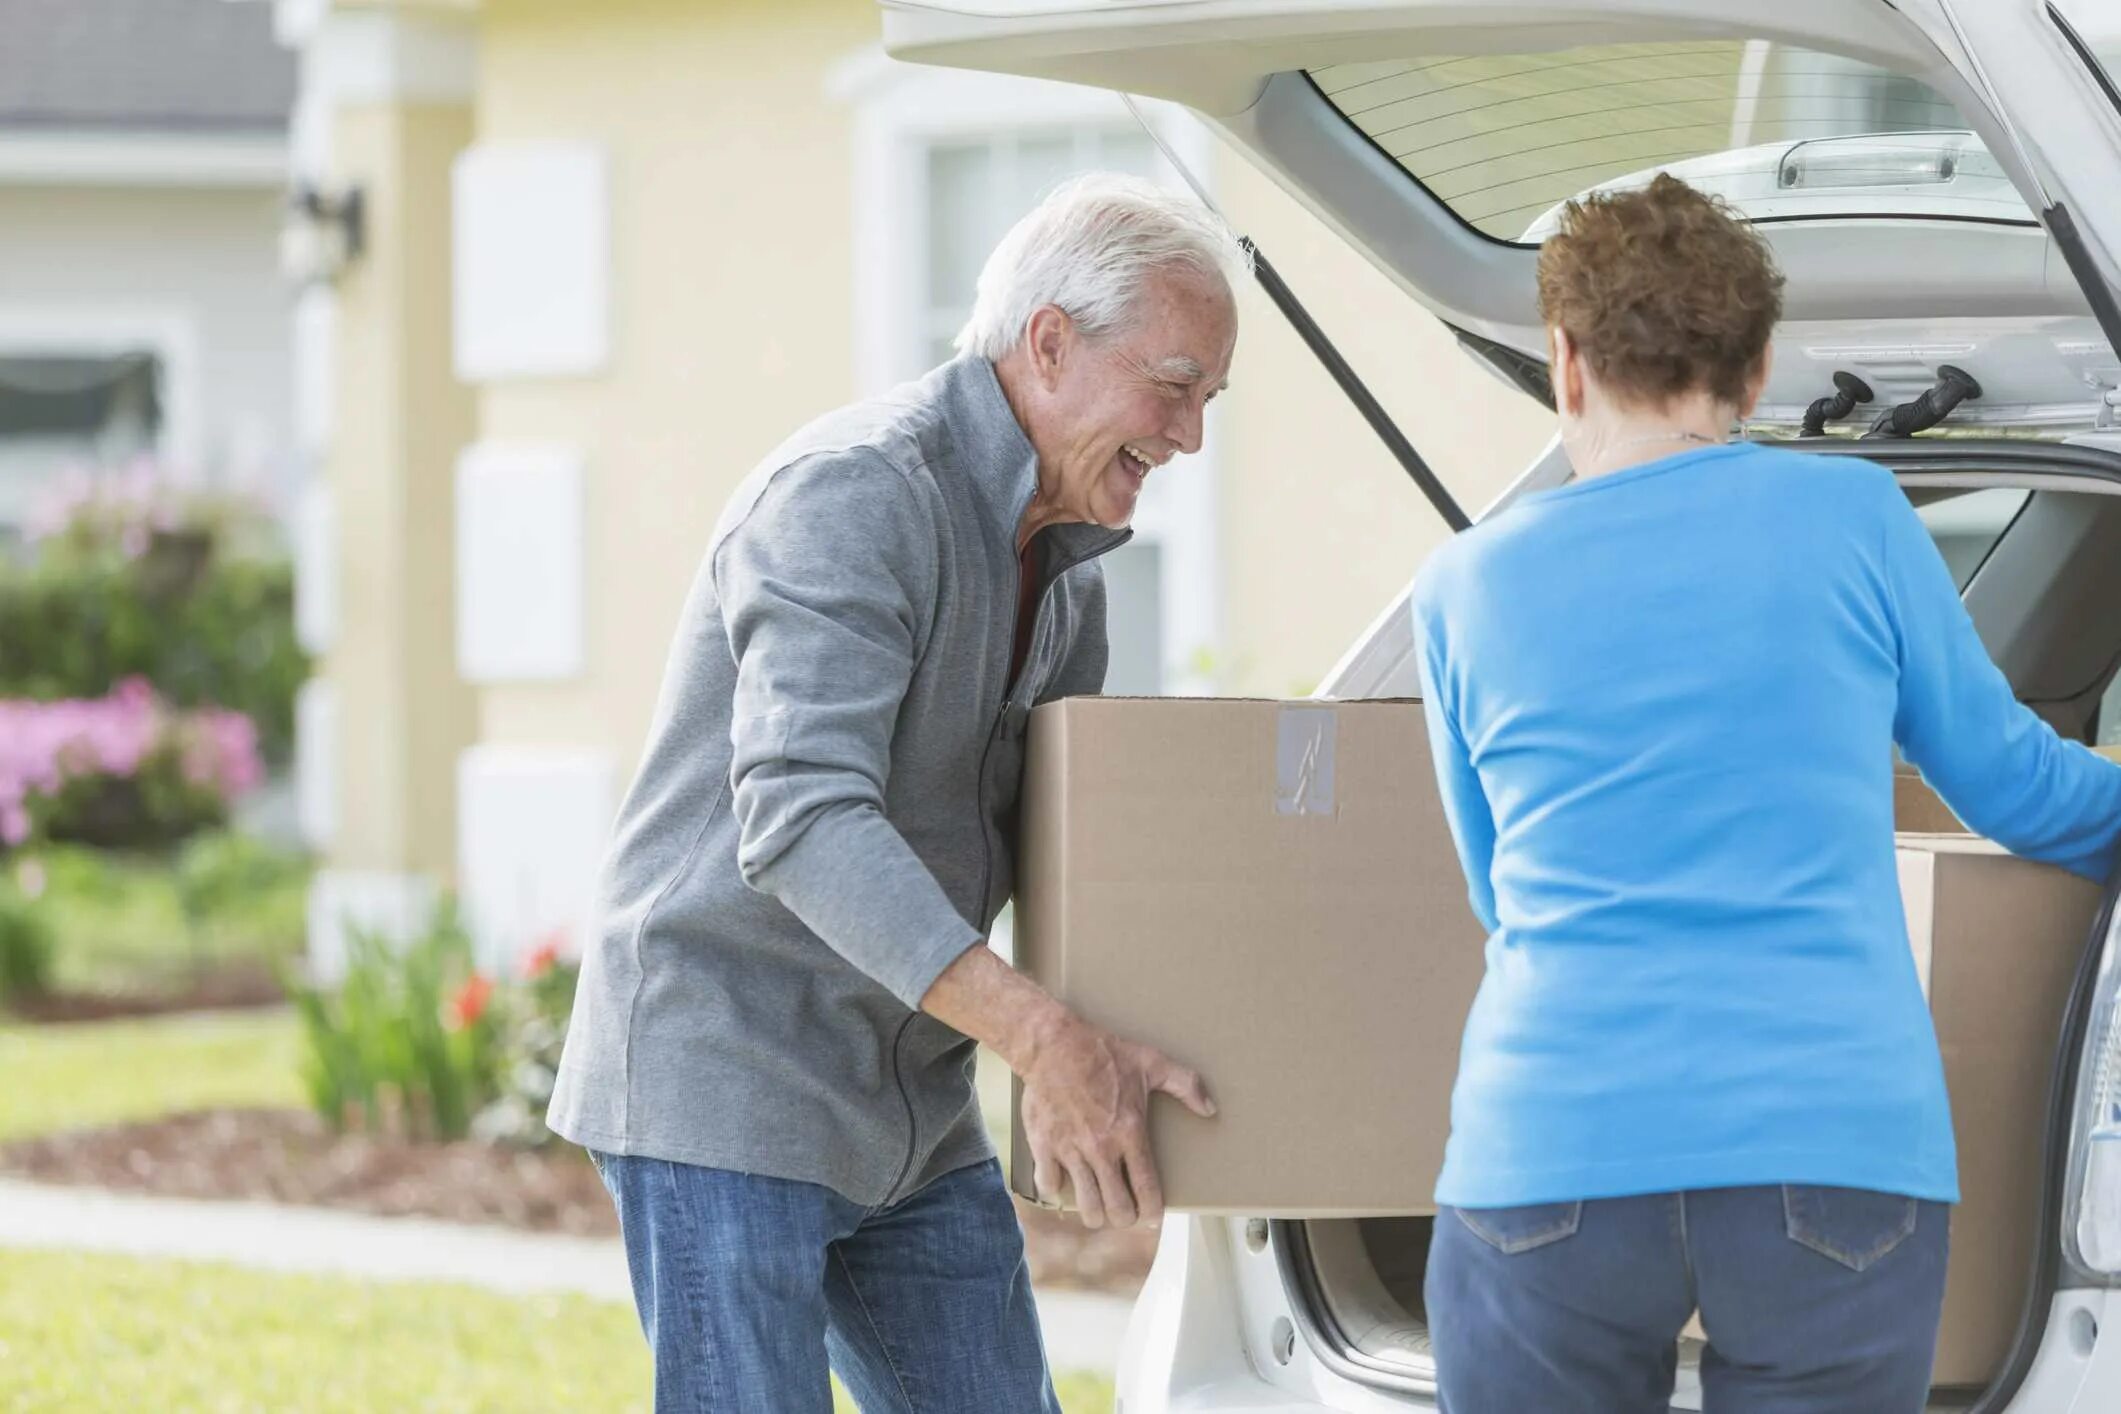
[884,2,2121,1410]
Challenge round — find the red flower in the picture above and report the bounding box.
[521,929,566,980]
[448,973,495,1030]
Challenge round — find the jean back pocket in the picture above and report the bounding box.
[1453,1201,1585,1256]
[1783,1185,1919,1272]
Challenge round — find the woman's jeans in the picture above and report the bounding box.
[1428,1185,1951,1413]
[589,1152,1058,1414]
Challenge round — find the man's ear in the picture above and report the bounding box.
[1024,304,1073,392]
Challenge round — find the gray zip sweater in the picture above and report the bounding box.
[547,355,1125,1205]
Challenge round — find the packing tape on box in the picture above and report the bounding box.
[1276,705,1338,817]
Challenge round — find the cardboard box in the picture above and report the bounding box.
[1009,697,1487,1216]
[1684,835,2101,1388]
[1896,834,2101,1388]
[1896,744,2121,834]
[1894,766,1966,834]
[1016,697,2107,1384]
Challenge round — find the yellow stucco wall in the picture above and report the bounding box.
[469,0,875,770]
[1210,149,1555,695]
[461,0,1552,779]
[325,101,479,877]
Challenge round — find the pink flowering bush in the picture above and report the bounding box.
[24,459,277,568]
[0,678,264,850]
[0,458,303,766]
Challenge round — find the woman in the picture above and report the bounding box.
[1413,173,2121,1412]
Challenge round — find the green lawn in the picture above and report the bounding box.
[0,1009,303,1143]
[0,1249,1116,1413]
[0,963,1116,1411]
[0,1247,650,1412]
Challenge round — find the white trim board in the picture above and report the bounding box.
[452,142,611,383]
[291,6,478,108]
[0,131,287,189]
[456,746,615,976]
[294,677,337,850]
[305,869,441,988]
[454,442,587,683]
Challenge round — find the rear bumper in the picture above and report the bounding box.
[1119,1222,2121,1412]
[1117,1217,1432,1413]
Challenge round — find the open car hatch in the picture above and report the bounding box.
[882,0,2121,430]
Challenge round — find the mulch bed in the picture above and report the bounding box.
[0,1107,1157,1294]
[0,1109,616,1236]
[7,961,286,1024]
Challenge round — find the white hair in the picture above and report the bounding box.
[954,172,1250,362]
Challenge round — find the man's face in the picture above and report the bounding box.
[1034,270,1237,529]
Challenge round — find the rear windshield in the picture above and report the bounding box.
[1309,41,2033,244]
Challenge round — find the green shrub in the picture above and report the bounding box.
[31,745,233,851]
[175,831,308,936]
[0,884,54,1001]
[24,838,309,998]
[0,554,305,766]
[285,901,504,1142]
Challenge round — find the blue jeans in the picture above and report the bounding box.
[589,1153,1057,1414]
[1427,1186,1951,1413]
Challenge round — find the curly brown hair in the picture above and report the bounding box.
[1535,172,1786,410]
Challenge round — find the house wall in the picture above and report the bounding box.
[465,0,876,767]
[310,0,1553,966]
[459,0,1550,740]
[0,183,296,511]
[1209,149,1552,696]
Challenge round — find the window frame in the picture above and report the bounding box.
[0,306,199,527]
[2050,3,2121,127]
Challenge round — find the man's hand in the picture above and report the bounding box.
[921,944,1215,1230]
[1016,1011,1214,1229]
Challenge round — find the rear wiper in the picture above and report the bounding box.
[1121,96,1472,534]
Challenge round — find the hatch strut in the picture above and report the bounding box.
[1120,96,1472,534]
[1939,0,2121,365]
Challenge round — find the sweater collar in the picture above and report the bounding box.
[936,354,1131,569]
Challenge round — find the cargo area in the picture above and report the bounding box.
[1283,806,2103,1404]
[1012,698,2112,1404]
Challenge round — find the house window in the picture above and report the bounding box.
[920,126,1165,369]
[0,351,163,531]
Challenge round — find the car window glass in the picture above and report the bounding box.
[1310,41,2029,244]
[1915,487,2029,589]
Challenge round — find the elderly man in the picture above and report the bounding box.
[548,173,1244,1412]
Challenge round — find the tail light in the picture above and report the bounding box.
[2066,900,2121,1277]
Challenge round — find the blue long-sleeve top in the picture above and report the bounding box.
[1411,442,2121,1208]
